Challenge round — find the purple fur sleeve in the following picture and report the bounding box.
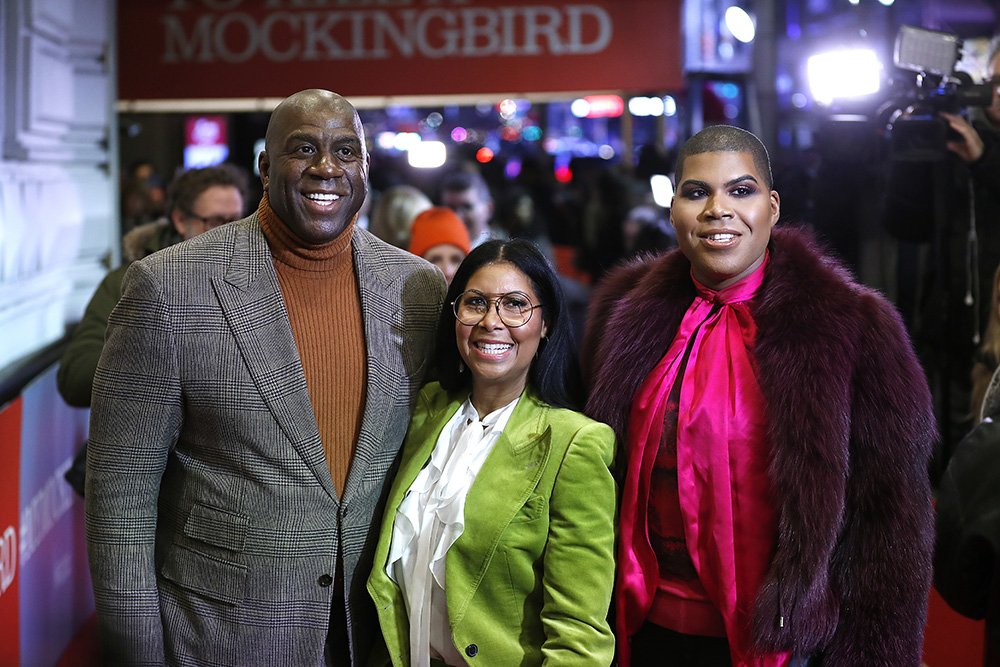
[824,293,936,666]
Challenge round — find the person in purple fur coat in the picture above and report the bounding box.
[582,125,936,667]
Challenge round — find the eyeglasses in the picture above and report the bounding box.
[452,290,543,328]
[184,211,238,229]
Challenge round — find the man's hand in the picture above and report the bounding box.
[941,111,985,163]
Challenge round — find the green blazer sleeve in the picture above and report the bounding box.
[538,413,617,665]
[368,384,617,666]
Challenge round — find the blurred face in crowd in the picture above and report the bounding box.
[443,187,493,240]
[455,262,547,411]
[987,51,1000,127]
[171,185,244,240]
[422,243,466,285]
[622,206,658,252]
[259,89,369,245]
[670,150,779,290]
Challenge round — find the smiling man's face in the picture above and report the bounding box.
[259,90,369,245]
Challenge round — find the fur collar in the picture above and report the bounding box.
[584,226,933,658]
[585,226,866,445]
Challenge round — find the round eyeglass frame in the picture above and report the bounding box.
[183,210,239,229]
[452,290,544,328]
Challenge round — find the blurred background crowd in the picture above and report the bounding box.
[2,0,1000,664]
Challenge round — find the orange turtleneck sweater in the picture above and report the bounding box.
[258,195,367,498]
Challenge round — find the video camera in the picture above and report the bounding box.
[880,25,994,161]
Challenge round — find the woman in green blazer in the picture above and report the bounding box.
[368,239,616,666]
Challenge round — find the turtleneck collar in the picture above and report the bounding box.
[258,192,355,272]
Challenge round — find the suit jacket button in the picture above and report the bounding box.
[465,644,478,658]
[318,574,333,587]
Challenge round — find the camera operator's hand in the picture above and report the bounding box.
[941,111,985,163]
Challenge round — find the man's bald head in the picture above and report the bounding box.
[264,89,364,155]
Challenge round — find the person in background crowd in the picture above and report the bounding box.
[940,43,1000,210]
[942,43,1000,419]
[495,185,554,260]
[369,183,433,249]
[120,159,166,233]
[620,203,676,259]
[59,163,248,409]
[368,239,616,666]
[85,89,446,665]
[407,206,471,285]
[355,185,373,231]
[971,264,1000,423]
[912,43,1000,454]
[936,359,1000,666]
[575,162,632,281]
[440,167,506,248]
[58,163,248,494]
[583,125,935,666]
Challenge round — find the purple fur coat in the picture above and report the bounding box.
[582,227,936,666]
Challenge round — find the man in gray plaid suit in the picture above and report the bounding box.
[85,89,446,665]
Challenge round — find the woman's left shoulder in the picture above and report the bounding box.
[528,394,614,437]
[535,405,616,489]
[535,402,615,446]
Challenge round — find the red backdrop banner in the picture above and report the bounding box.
[0,398,22,666]
[118,0,682,101]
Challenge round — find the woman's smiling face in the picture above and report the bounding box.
[455,261,547,409]
[670,150,780,289]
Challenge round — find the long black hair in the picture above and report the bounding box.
[433,238,583,411]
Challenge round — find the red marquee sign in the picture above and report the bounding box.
[118,0,682,101]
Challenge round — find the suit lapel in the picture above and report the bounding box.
[446,393,551,625]
[342,230,402,504]
[211,217,337,501]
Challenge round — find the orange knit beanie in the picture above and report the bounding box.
[408,206,472,258]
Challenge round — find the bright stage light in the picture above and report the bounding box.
[572,95,624,118]
[393,132,422,152]
[408,141,446,169]
[724,7,756,44]
[807,48,881,105]
[628,96,666,117]
[664,95,677,116]
[650,175,674,208]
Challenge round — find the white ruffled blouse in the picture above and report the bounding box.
[386,395,520,667]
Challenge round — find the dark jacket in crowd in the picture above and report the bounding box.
[969,113,1000,315]
[583,227,937,665]
[936,364,1000,667]
[898,113,1000,454]
[57,218,182,407]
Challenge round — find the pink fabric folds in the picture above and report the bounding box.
[617,257,790,667]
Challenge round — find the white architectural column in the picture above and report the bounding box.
[0,0,117,372]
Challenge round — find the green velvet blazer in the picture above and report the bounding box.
[367,382,617,666]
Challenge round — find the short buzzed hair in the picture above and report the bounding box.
[675,125,773,190]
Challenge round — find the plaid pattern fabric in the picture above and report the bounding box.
[85,214,445,665]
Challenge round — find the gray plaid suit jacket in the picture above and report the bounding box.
[85,213,446,666]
